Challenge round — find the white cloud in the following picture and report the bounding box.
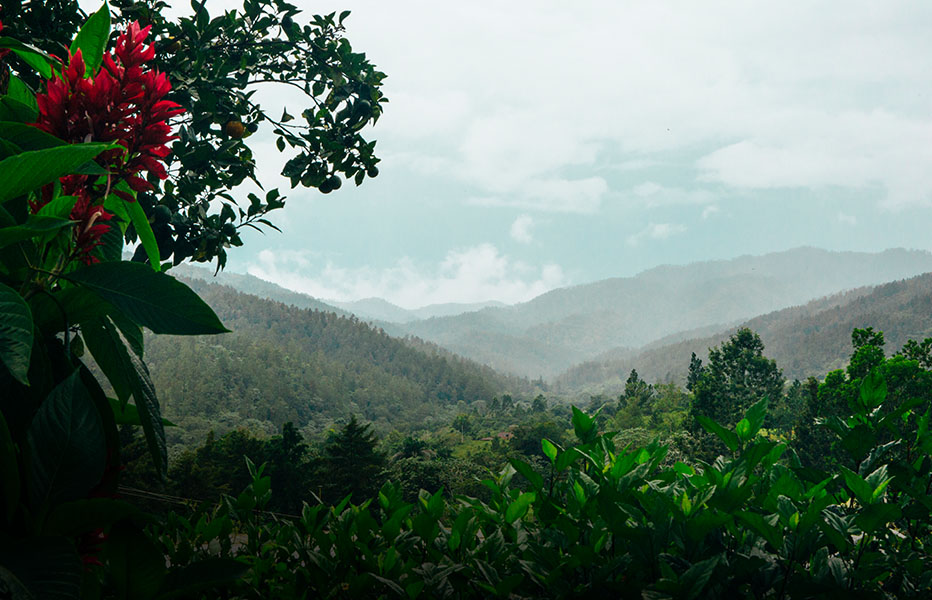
[247,244,565,309]
[629,181,716,208]
[329,1,932,211]
[468,176,607,214]
[510,215,534,244]
[626,223,687,247]
[837,212,857,226]
[702,205,721,219]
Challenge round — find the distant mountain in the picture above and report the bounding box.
[398,247,932,379]
[145,280,531,449]
[329,297,507,323]
[556,273,932,393]
[171,264,350,316]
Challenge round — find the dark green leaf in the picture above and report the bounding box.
[860,370,887,410]
[0,216,75,250]
[106,521,166,600]
[0,537,81,600]
[505,492,535,523]
[571,406,595,442]
[541,438,558,463]
[840,466,873,505]
[510,458,543,490]
[43,498,145,537]
[82,317,135,404]
[108,398,175,427]
[79,316,166,474]
[67,262,229,335]
[26,371,106,509]
[0,121,62,151]
[855,503,901,535]
[0,38,54,78]
[0,411,20,521]
[0,566,32,600]
[0,96,37,123]
[70,2,111,75]
[0,282,33,385]
[696,415,739,452]
[126,197,161,271]
[0,144,112,204]
[5,77,37,116]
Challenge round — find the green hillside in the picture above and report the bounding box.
[145,280,531,449]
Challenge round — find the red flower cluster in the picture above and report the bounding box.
[31,21,183,264]
[36,21,184,192]
[0,20,8,60]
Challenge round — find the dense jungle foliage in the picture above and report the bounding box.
[3,2,932,599]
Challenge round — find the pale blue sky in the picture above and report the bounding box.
[87,1,932,307]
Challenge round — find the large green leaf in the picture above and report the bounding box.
[2,79,37,122]
[505,492,535,523]
[0,537,82,600]
[67,261,228,335]
[26,371,106,509]
[696,415,739,452]
[79,316,166,474]
[82,317,134,404]
[0,38,54,78]
[109,398,175,427]
[43,498,144,537]
[0,144,112,204]
[106,521,166,600]
[0,96,38,123]
[70,2,111,75]
[0,121,62,151]
[126,195,161,271]
[0,411,20,521]
[0,282,33,385]
[0,215,75,250]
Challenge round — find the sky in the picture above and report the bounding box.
[97,1,932,308]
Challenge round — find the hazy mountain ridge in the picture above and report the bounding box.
[555,274,932,393]
[399,248,932,378]
[330,297,507,323]
[172,263,352,317]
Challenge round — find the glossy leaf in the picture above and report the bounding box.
[26,371,106,509]
[106,521,166,600]
[696,415,739,452]
[505,492,535,523]
[0,411,19,521]
[0,38,54,78]
[0,144,112,204]
[0,216,75,250]
[70,2,111,75]
[79,316,166,474]
[0,282,33,385]
[541,438,558,464]
[67,261,228,335]
[126,196,161,271]
[0,121,63,151]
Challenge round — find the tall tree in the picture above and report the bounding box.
[316,416,385,504]
[689,328,785,429]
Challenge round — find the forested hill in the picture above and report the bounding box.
[145,279,530,449]
[399,247,932,379]
[556,273,932,393]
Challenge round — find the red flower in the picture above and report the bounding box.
[0,20,8,60]
[34,21,184,192]
[31,21,184,263]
